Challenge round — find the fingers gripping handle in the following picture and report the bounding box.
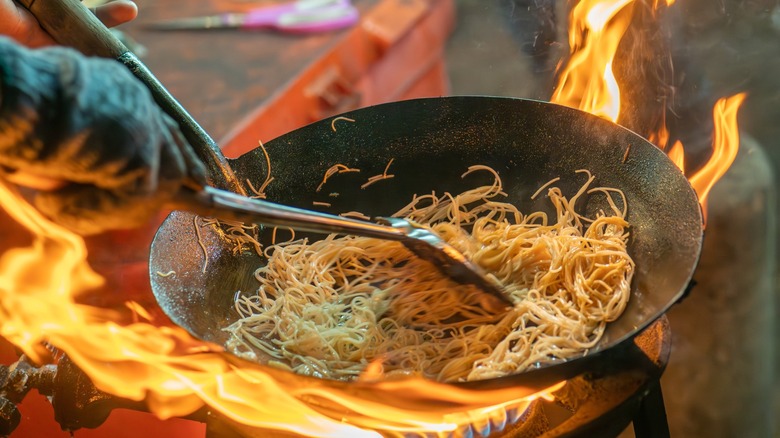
[17,0,246,195]
[16,0,128,58]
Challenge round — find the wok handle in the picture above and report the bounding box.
[16,0,246,195]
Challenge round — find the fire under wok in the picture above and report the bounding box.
[24,0,703,395]
[149,96,703,391]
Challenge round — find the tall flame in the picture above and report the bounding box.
[688,93,748,215]
[550,0,637,122]
[553,0,746,215]
[0,181,562,435]
[0,0,748,434]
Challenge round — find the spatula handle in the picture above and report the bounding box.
[16,0,246,195]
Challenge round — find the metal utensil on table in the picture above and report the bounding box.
[145,0,359,34]
[19,0,513,310]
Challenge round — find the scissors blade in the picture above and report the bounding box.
[145,13,245,31]
[273,6,359,32]
[145,0,357,33]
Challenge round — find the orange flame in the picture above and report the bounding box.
[0,181,563,435]
[0,0,746,434]
[667,140,685,172]
[652,0,675,8]
[647,112,672,150]
[551,0,637,122]
[688,93,747,215]
[553,0,745,215]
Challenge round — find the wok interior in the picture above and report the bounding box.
[150,97,702,387]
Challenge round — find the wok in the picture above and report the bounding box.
[149,96,703,390]
[25,0,703,393]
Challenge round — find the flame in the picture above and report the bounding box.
[667,140,685,172]
[688,93,747,215]
[0,0,747,433]
[553,0,746,215]
[647,114,686,173]
[647,112,672,150]
[0,181,563,435]
[550,0,637,122]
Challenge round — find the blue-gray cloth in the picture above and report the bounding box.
[0,37,205,234]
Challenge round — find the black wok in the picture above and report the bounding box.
[149,96,703,391]
[24,0,702,394]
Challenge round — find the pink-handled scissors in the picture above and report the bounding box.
[146,0,359,33]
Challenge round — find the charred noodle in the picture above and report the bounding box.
[224,166,633,382]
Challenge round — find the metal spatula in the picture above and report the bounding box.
[173,185,513,312]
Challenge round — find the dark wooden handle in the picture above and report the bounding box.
[17,0,246,194]
[16,0,129,58]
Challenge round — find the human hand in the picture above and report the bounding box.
[0,0,138,47]
[0,39,207,234]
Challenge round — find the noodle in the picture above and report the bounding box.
[193,140,271,261]
[331,116,356,132]
[339,211,371,221]
[246,178,268,199]
[531,177,561,200]
[317,164,361,193]
[246,140,275,199]
[361,159,395,189]
[197,216,263,258]
[194,216,209,273]
[225,167,633,383]
[271,227,296,245]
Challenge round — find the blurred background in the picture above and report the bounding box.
[4,0,780,436]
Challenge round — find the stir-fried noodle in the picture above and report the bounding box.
[224,166,633,382]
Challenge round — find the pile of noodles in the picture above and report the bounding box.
[224,166,633,382]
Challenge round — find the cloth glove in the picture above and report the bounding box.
[0,37,206,234]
